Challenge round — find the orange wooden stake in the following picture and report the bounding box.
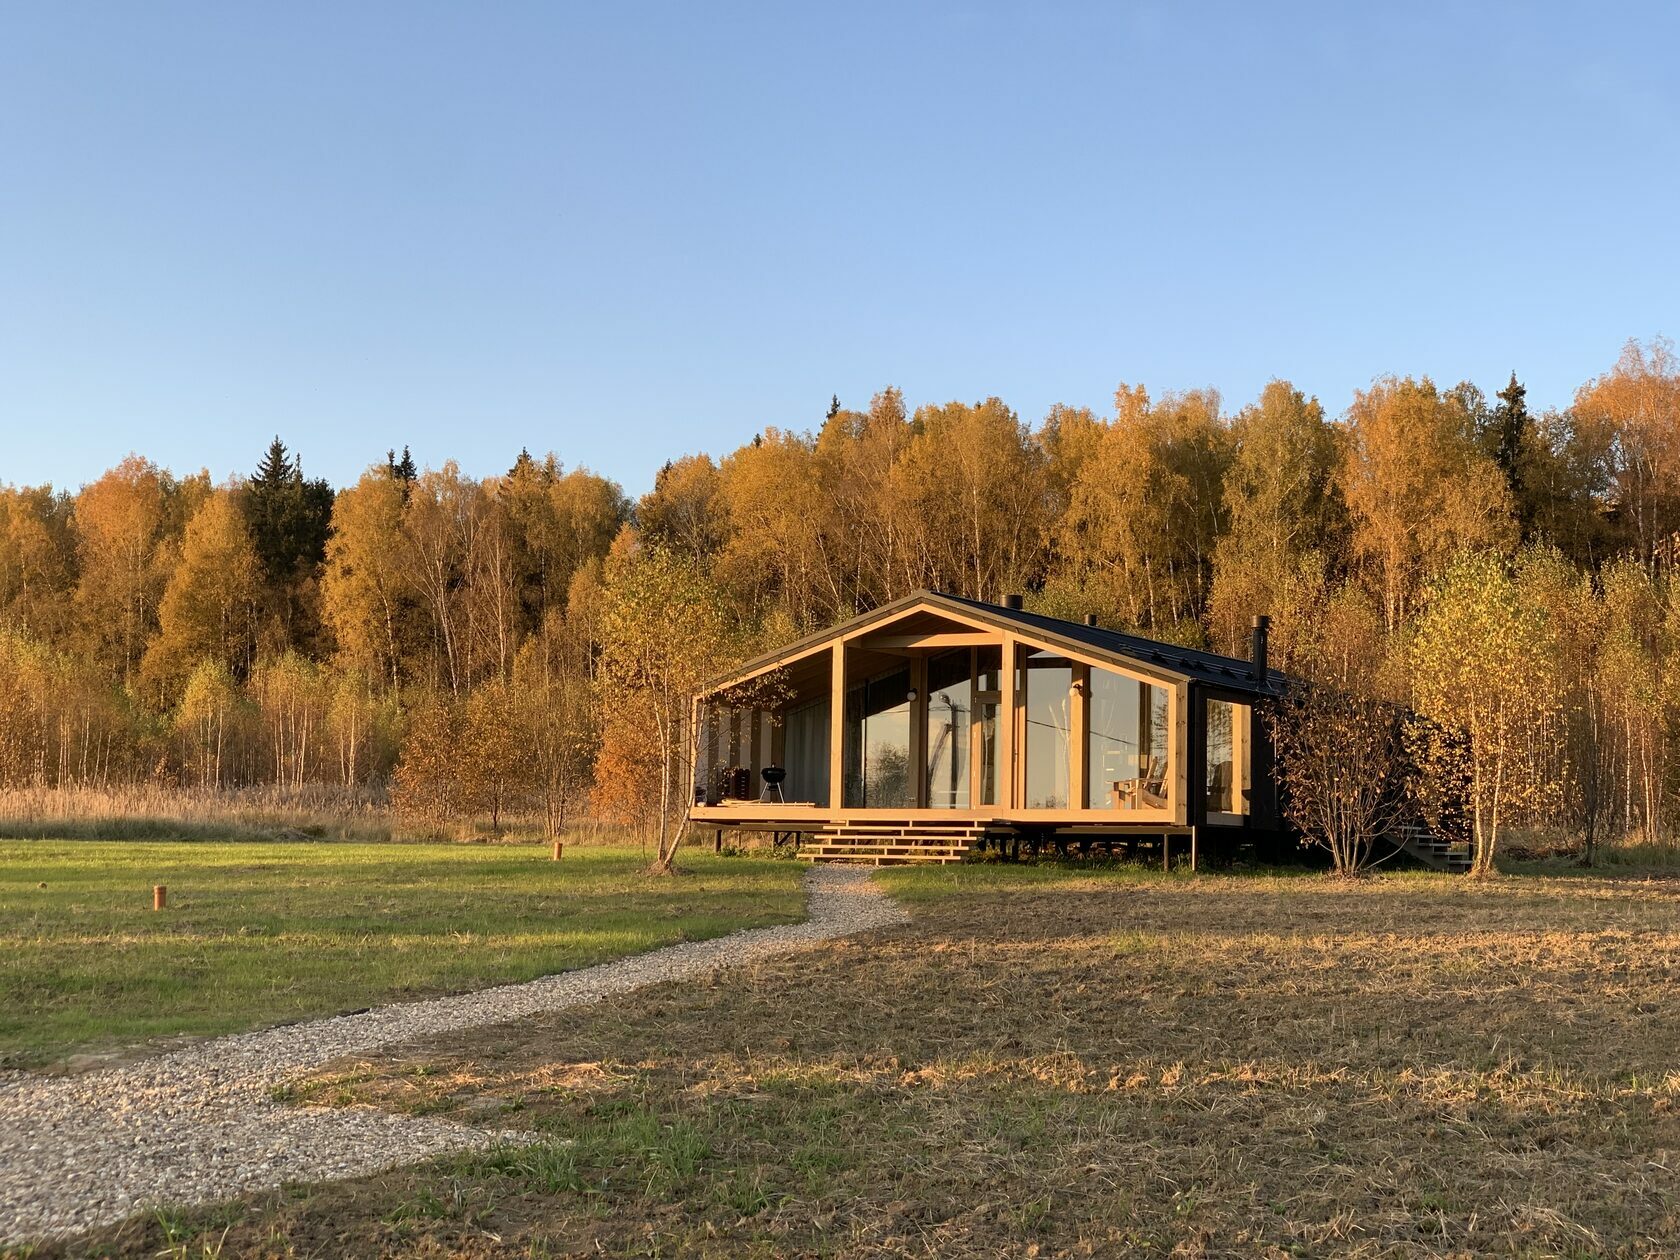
[153,884,167,911]
[550,840,563,861]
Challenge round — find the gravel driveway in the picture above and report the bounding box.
[0,864,906,1245]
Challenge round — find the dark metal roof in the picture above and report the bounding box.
[933,592,1285,696]
[705,588,1284,696]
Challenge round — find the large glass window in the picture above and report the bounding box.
[1087,668,1171,810]
[782,696,830,804]
[843,667,912,807]
[975,646,1001,807]
[1022,651,1072,809]
[925,650,971,809]
[703,703,774,801]
[1205,699,1251,817]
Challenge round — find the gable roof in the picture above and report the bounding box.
[706,589,1283,696]
[933,592,1283,695]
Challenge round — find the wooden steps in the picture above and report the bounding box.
[800,819,1004,866]
[1388,819,1473,874]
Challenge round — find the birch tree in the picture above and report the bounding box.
[594,542,739,871]
[1410,551,1559,874]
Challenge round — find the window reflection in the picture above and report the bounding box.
[843,667,911,807]
[925,650,971,809]
[1205,699,1250,816]
[1087,667,1170,810]
[1023,651,1071,809]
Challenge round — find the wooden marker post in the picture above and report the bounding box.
[551,839,563,861]
[153,884,167,911]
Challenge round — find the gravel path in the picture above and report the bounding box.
[0,864,906,1245]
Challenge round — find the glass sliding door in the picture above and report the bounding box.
[924,650,971,808]
[1022,651,1072,809]
[843,666,912,808]
[782,696,830,805]
[1086,667,1171,810]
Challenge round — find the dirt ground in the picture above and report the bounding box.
[43,866,1680,1259]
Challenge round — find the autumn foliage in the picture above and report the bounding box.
[1,339,1680,858]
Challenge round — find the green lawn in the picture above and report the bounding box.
[0,840,805,1067]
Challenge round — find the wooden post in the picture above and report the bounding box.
[909,652,928,807]
[999,637,1017,810]
[1069,663,1089,811]
[1172,683,1191,826]
[828,644,846,810]
[551,839,563,861]
[153,884,166,911]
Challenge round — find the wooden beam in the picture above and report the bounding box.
[1172,683,1190,826]
[866,632,996,650]
[999,636,1018,810]
[749,709,764,782]
[968,647,983,810]
[828,645,845,810]
[1070,663,1089,811]
[910,652,928,807]
[689,694,702,804]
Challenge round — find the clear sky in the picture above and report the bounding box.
[2,2,1676,496]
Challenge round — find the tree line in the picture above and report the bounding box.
[1,338,1677,855]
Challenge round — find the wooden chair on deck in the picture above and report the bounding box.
[1110,756,1168,810]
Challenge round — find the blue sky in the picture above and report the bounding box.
[1,2,1676,495]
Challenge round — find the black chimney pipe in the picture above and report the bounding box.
[1251,614,1270,681]
[1003,593,1024,610]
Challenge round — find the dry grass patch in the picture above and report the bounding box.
[51,867,1680,1258]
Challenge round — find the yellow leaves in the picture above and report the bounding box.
[1342,377,1518,629]
[1410,551,1565,862]
[142,491,261,704]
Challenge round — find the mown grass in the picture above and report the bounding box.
[55,860,1680,1258]
[0,840,804,1068]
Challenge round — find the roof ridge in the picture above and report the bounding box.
[931,590,1256,672]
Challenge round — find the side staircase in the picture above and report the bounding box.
[800,819,1007,865]
[1387,818,1473,873]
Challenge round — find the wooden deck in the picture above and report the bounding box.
[697,807,1206,867]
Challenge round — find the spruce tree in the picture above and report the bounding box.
[241,438,335,649]
[254,436,293,488]
[1487,372,1531,524]
[391,446,418,483]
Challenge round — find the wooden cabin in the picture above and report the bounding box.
[692,591,1283,865]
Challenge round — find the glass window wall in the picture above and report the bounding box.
[1205,699,1251,816]
[782,696,830,804]
[925,650,971,809]
[843,666,912,807]
[1022,651,1072,809]
[1087,668,1171,810]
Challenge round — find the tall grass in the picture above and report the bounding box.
[0,784,636,846]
